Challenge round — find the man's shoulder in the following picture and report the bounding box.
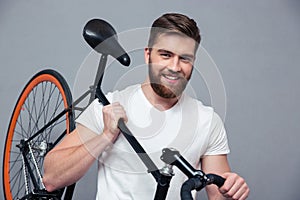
[182,93,213,113]
[106,84,141,102]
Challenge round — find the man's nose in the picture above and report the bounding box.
[168,56,181,72]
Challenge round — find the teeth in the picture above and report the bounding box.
[164,75,179,80]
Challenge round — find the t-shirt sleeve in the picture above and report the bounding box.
[75,99,104,134]
[203,112,230,156]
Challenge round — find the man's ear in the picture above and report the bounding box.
[144,47,150,64]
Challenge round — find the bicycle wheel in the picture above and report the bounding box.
[3,69,75,200]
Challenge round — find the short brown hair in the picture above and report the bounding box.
[148,13,201,53]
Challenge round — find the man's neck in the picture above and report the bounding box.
[141,79,181,111]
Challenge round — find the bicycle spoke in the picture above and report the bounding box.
[10,168,24,198]
[8,153,22,170]
[15,114,27,140]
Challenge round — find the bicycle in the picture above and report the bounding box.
[3,18,225,200]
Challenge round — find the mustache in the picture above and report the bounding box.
[162,69,185,79]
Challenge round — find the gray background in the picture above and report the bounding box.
[1,0,300,199]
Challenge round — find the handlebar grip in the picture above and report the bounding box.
[180,177,203,200]
[206,174,225,188]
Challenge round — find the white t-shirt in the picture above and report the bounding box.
[76,84,230,200]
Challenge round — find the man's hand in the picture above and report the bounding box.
[218,172,249,200]
[102,102,128,142]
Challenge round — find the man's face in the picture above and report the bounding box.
[145,33,196,98]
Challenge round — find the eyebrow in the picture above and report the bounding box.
[157,49,173,54]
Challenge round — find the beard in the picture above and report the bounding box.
[148,58,192,99]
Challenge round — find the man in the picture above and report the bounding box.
[43,13,249,199]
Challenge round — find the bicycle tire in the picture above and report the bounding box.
[3,69,75,200]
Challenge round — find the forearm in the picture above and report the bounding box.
[43,133,112,191]
[43,102,126,192]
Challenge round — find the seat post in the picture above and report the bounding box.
[89,54,108,103]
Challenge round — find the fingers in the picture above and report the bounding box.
[219,173,250,200]
[102,102,128,141]
[113,102,128,123]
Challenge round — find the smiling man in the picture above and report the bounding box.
[144,33,195,105]
[43,13,250,200]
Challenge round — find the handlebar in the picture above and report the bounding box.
[180,174,225,200]
[180,177,202,200]
[206,173,225,188]
[160,148,226,200]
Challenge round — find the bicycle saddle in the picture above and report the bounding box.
[83,18,130,66]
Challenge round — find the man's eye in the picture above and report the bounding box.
[181,57,192,63]
[161,53,171,58]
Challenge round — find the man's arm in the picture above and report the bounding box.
[43,124,112,192]
[201,154,249,200]
[43,102,127,192]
